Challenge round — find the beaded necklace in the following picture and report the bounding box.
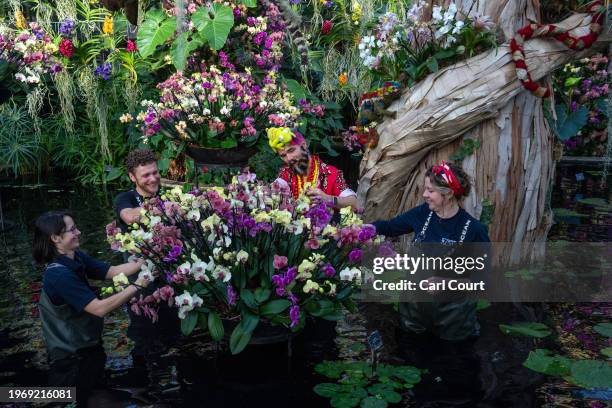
[291,157,319,198]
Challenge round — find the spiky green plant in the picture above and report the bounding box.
[0,102,45,176]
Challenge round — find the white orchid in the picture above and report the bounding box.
[213,265,232,282]
[339,267,362,283]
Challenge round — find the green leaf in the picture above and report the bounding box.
[192,4,234,50]
[181,311,198,336]
[137,10,177,58]
[238,0,257,7]
[321,138,340,157]
[378,390,401,403]
[600,347,612,358]
[220,138,238,148]
[523,349,572,377]
[554,104,588,140]
[171,31,204,71]
[104,166,123,182]
[331,395,361,408]
[208,311,224,341]
[283,78,307,103]
[594,323,612,338]
[313,383,345,398]
[570,360,612,389]
[564,77,582,88]
[197,312,208,332]
[360,396,387,408]
[315,361,349,379]
[426,57,438,73]
[259,299,291,316]
[367,383,394,395]
[254,287,271,303]
[240,289,258,309]
[499,322,552,338]
[476,299,491,311]
[229,322,253,354]
[310,299,335,317]
[434,49,455,59]
[240,312,260,333]
[378,365,421,385]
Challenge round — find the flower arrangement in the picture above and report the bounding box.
[0,22,63,85]
[357,1,496,84]
[106,174,383,354]
[133,64,300,148]
[552,54,609,156]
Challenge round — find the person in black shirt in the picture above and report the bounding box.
[372,161,490,341]
[115,149,162,232]
[33,210,149,406]
[114,149,179,370]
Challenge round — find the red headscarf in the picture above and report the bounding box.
[432,161,464,197]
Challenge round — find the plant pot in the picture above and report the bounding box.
[186,144,259,167]
[223,318,293,345]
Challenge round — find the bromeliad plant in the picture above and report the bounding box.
[106,174,383,354]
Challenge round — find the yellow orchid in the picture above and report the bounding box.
[103,15,113,34]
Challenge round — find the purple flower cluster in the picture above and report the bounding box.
[306,202,333,230]
[59,20,75,37]
[95,62,112,80]
[163,245,182,262]
[227,285,237,306]
[271,266,297,297]
[289,304,300,327]
[321,264,336,277]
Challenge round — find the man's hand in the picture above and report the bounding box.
[119,207,142,225]
[306,187,332,204]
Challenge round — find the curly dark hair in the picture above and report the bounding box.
[425,162,471,200]
[125,149,157,174]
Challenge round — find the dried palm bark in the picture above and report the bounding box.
[357,0,608,265]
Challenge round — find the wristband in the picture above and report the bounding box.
[333,196,338,207]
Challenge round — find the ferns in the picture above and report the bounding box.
[0,102,45,176]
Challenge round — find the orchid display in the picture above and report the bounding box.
[134,64,300,148]
[106,174,384,353]
[0,22,63,85]
[357,1,496,84]
[553,54,609,156]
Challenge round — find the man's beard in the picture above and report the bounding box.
[291,149,310,175]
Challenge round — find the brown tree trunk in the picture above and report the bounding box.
[357,0,606,266]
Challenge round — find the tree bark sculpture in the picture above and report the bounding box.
[357,0,608,266]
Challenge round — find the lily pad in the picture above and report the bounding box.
[594,323,612,338]
[360,396,387,408]
[499,322,551,338]
[569,360,612,389]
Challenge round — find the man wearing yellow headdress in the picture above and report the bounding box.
[267,127,357,208]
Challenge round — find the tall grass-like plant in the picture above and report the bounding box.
[0,102,44,176]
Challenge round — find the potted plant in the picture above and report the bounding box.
[106,174,384,354]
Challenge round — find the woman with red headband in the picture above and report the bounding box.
[372,161,490,341]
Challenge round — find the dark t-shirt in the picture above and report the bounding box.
[43,250,110,312]
[373,203,490,243]
[114,190,145,232]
